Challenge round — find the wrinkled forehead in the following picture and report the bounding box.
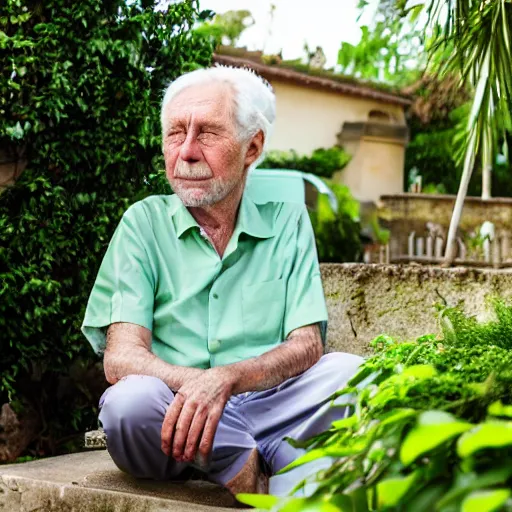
[164,82,236,127]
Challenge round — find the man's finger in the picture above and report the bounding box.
[182,406,208,463]
[198,407,223,462]
[172,400,197,461]
[161,394,184,456]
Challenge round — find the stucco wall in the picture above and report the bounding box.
[337,138,405,203]
[321,263,512,356]
[268,81,406,153]
[267,80,407,202]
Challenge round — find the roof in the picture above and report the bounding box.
[212,53,413,107]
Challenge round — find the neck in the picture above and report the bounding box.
[188,179,245,257]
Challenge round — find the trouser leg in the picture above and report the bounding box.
[98,374,260,489]
[206,398,262,492]
[98,375,188,480]
[240,352,363,497]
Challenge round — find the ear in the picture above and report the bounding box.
[243,130,264,170]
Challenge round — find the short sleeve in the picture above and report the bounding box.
[81,206,155,355]
[283,206,328,338]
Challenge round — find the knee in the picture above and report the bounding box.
[99,375,172,430]
[321,352,364,376]
[316,352,363,392]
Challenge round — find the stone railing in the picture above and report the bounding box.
[379,193,512,233]
[384,229,512,268]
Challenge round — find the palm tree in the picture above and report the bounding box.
[420,0,512,264]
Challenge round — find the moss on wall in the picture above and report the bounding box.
[322,263,512,356]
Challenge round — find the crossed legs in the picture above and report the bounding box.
[99,352,363,496]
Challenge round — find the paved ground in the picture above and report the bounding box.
[0,450,243,511]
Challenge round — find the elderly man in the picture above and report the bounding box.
[82,66,361,497]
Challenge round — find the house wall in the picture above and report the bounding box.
[266,80,407,202]
[336,137,406,203]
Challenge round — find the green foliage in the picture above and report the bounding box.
[338,21,424,87]
[405,105,480,195]
[259,147,351,179]
[338,0,427,88]
[310,181,362,263]
[195,9,254,47]
[0,0,212,456]
[255,300,512,511]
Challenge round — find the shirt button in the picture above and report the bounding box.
[212,293,219,299]
[210,339,221,353]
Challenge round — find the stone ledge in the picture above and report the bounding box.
[321,263,512,356]
[0,450,241,512]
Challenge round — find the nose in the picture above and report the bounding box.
[179,132,201,163]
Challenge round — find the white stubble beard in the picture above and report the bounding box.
[171,160,241,207]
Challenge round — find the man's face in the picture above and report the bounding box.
[162,83,248,207]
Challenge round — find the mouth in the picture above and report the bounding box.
[174,177,211,183]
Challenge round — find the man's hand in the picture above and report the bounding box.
[161,367,236,465]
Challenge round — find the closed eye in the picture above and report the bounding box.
[166,130,186,143]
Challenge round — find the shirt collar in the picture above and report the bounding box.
[235,192,275,239]
[170,192,275,240]
[171,196,199,239]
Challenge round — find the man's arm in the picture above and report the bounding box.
[224,323,323,393]
[165,323,323,463]
[103,322,203,390]
[104,321,323,465]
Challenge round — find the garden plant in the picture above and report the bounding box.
[239,300,512,511]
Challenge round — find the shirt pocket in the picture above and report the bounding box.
[242,278,286,343]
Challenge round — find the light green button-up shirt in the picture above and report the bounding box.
[82,192,328,368]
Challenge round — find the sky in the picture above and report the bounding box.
[197,0,379,68]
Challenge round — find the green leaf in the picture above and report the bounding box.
[399,364,437,379]
[404,482,449,512]
[235,494,279,509]
[457,422,512,458]
[331,414,358,430]
[488,401,512,418]
[400,411,472,465]
[376,471,418,507]
[408,4,424,23]
[278,443,366,474]
[379,408,417,429]
[437,466,512,509]
[330,492,369,512]
[461,489,511,512]
[287,500,344,512]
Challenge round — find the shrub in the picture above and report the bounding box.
[0,0,213,457]
[310,181,362,263]
[259,147,351,178]
[240,300,512,511]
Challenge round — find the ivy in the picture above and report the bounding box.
[0,0,213,456]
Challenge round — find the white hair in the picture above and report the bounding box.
[161,66,276,169]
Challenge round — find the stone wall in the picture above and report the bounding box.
[379,193,512,239]
[321,263,512,356]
